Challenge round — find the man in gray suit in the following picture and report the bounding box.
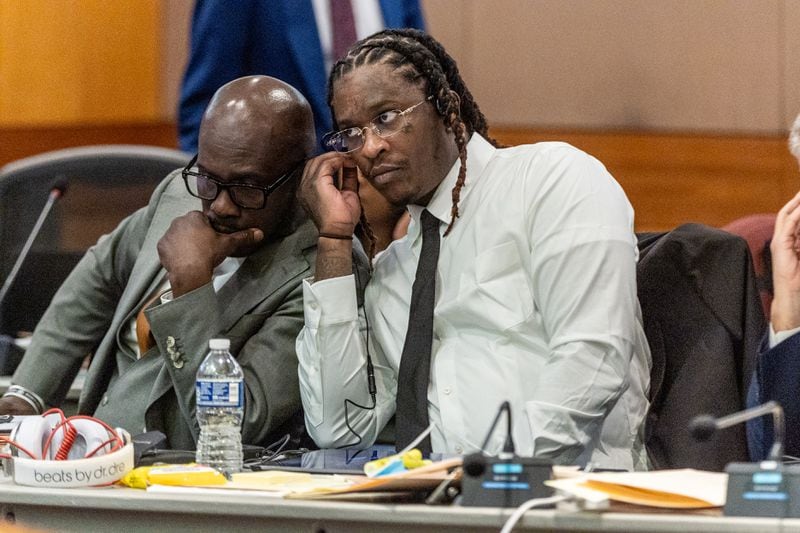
[0,76,318,450]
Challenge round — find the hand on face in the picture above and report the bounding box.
[770,190,800,331]
[157,211,263,297]
[298,152,362,237]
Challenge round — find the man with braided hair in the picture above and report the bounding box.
[297,29,651,469]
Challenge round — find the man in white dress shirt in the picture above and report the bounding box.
[297,29,651,469]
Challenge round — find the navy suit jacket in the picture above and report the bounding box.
[179,0,425,152]
[747,332,800,460]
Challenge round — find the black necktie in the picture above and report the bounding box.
[396,210,440,453]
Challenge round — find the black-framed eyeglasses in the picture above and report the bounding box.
[181,155,302,210]
[322,96,433,153]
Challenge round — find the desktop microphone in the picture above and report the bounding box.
[0,179,68,311]
[690,401,800,518]
[689,401,784,462]
[0,179,67,373]
[462,401,516,478]
[460,401,553,507]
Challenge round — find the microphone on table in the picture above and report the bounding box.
[690,401,800,518]
[0,179,68,309]
[462,401,516,478]
[460,401,553,507]
[0,180,67,373]
[690,401,784,462]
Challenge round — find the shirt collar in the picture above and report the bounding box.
[407,133,496,229]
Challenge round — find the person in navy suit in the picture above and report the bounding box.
[748,113,800,460]
[179,0,425,153]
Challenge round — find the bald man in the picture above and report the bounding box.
[0,76,319,450]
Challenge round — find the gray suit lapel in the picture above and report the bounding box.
[143,216,317,439]
[80,174,199,413]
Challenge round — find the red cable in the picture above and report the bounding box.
[5,409,124,462]
[42,408,69,459]
[0,436,38,460]
[54,424,78,461]
[64,415,124,453]
[85,437,119,458]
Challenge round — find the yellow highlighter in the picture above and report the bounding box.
[120,464,227,489]
[363,448,432,477]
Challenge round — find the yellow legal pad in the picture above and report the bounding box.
[224,471,354,494]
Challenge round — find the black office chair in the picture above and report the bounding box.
[0,145,191,345]
[637,223,765,470]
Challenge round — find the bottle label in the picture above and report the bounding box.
[196,380,243,408]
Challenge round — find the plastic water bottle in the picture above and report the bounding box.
[195,338,243,475]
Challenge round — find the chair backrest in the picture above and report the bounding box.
[0,145,191,337]
[721,214,776,318]
[637,223,765,470]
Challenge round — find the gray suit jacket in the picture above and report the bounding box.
[12,171,317,449]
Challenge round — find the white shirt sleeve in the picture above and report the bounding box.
[296,274,395,448]
[522,147,647,463]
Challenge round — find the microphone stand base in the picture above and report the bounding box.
[724,461,800,517]
[460,456,553,507]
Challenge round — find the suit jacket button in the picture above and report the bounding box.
[173,359,184,369]
[166,336,176,349]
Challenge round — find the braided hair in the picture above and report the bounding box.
[328,28,499,247]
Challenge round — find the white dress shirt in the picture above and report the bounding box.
[297,134,651,469]
[768,323,800,348]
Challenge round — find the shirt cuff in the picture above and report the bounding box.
[769,322,800,348]
[3,384,45,414]
[302,275,358,327]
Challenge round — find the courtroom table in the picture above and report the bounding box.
[0,478,796,533]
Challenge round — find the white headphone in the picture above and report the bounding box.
[3,412,134,487]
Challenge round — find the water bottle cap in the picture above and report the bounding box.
[208,338,230,350]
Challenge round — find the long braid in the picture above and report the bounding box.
[328,29,498,237]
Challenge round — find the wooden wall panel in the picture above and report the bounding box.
[0,123,178,167]
[492,128,799,231]
[2,121,797,235]
[0,1,160,125]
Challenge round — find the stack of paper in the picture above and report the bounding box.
[546,469,727,509]
[146,458,463,499]
[148,470,354,497]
